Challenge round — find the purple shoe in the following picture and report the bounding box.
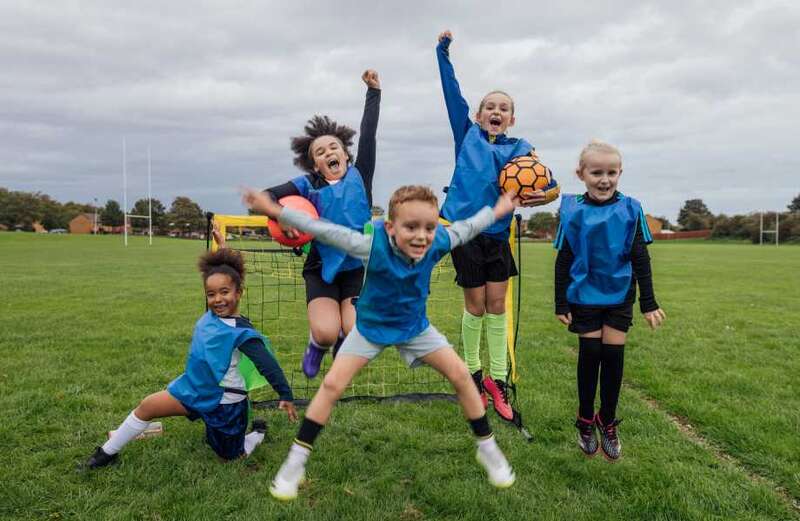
[302,343,326,378]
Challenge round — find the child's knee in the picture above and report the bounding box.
[320,374,347,399]
[486,298,505,315]
[464,301,486,317]
[310,325,339,347]
[133,400,153,421]
[441,358,471,386]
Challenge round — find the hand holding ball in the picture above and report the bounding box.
[267,196,318,248]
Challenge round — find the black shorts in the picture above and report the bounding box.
[568,303,634,334]
[303,266,364,304]
[450,234,518,288]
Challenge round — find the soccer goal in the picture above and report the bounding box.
[206,212,528,436]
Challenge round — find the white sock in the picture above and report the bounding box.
[243,431,265,456]
[477,434,498,451]
[102,411,150,455]
[288,442,311,465]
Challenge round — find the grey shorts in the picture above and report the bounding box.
[337,324,450,368]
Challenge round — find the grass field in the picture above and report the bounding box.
[1,232,798,520]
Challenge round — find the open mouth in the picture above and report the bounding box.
[489,116,502,127]
[326,158,340,171]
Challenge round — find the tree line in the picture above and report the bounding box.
[3,187,799,243]
[0,188,206,235]
[525,194,800,244]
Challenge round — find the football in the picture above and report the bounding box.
[498,155,552,198]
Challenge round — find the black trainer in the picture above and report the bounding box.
[252,418,268,435]
[471,369,488,409]
[83,446,118,469]
[595,414,622,462]
[575,416,599,456]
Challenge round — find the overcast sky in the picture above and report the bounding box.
[1,1,797,221]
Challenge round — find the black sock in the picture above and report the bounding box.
[468,414,493,439]
[577,337,603,420]
[599,344,625,422]
[295,417,324,449]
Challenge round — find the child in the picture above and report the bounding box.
[83,241,298,468]
[553,140,666,461]
[436,30,559,421]
[263,70,381,379]
[242,185,520,500]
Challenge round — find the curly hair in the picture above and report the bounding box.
[388,185,439,221]
[198,248,245,290]
[290,115,356,174]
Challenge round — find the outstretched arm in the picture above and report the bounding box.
[436,30,471,153]
[242,187,372,261]
[446,191,518,249]
[355,70,381,206]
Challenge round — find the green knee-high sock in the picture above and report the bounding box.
[461,310,484,373]
[485,312,508,381]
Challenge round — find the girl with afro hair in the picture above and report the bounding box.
[263,69,381,379]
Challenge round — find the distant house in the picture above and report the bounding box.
[645,214,663,234]
[100,224,130,234]
[32,221,47,233]
[69,213,99,234]
[0,224,8,231]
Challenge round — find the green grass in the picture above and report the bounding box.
[0,232,798,520]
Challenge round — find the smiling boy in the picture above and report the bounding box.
[242,184,520,500]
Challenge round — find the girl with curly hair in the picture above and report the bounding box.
[263,70,381,379]
[83,243,296,468]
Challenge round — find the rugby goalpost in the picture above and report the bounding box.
[206,212,530,439]
[759,211,779,246]
[122,139,153,246]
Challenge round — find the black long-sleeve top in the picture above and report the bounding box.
[554,192,659,315]
[231,316,293,401]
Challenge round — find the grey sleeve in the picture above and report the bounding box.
[279,207,372,261]
[446,207,496,249]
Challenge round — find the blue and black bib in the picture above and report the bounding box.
[441,123,531,240]
[168,312,267,412]
[292,166,371,282]
[554,193,652,306]
[356,221,451,345]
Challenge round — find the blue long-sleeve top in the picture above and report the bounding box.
[437,37,472,156]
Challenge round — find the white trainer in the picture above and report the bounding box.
[476,438,515,488]
[269,456,306,501]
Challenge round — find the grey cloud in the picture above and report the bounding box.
[0,0,797,220]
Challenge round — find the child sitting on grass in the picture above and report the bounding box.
[242,184,520,500]
[83,238,297,469]
[554,140,666,461]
